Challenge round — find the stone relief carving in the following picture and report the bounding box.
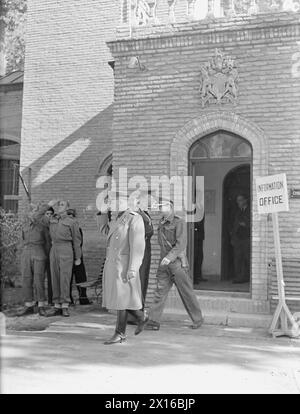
[199,49,238,107]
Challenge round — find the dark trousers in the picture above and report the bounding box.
[194,234,204,281]
[46,259,53,304]
[149,259,203,324]
[233,239,250,282]
[116,309,145,335]
[140,239,151,307]
[70,256,88,303]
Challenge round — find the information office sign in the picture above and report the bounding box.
[256,173,289,215]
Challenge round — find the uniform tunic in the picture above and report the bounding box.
[99,210,145,310]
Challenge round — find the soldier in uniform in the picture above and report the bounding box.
[17,201,56,317]
[45,206,54,305]
[98,191,148,345]
[46,200,82,317]
[67,208,92,305]
[146,200,203,331]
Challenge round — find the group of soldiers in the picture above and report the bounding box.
[18,190,204,345]
[18,200,91,318]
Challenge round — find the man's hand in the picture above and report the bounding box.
[239,221,246,227]
[48,199,60,207]
[74,259,81,266]
[122,270,136,283]
[161,257,171,267]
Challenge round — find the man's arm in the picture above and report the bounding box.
[165,219,187,263]
[70,221,82,261]
[97,212,110,236]
[128,215,145,278]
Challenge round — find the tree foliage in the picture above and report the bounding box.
[0,207,22,287]
[1,0,27,73]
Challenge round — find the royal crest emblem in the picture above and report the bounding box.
[199,49,238,108]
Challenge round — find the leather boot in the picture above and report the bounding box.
[127,309,149,336]
[104,310,127,345]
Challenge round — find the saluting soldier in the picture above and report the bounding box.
[17,201,55,317]
[46,201,82,317]
[98,191,148,345]
[146,199,203,331]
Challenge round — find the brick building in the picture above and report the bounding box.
[20,1,300,320]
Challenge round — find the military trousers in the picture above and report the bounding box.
[21,246,47,307]
[149,259,203,324]
[50,242,74,308]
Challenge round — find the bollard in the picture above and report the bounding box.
[0,312,6,337]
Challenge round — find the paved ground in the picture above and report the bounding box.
[1,306,300,394]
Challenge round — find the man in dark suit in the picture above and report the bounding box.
[231,194,251,284]
[194,216,206,284]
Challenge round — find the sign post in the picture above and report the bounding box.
[256,173,300,338]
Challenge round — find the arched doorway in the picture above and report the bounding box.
[189,130,252,293]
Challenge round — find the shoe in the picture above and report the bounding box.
[62,308,70,317]
[144,320,160,331]
[104,332,126,345]
[189,319,203,329]
[135,313,149,336]
[195,277,208,283]
[16,306,35,317]
[38,307,47,317]
[79,298,92,305]
[47,308,63,317]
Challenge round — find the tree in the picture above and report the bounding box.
[1,0,27,73]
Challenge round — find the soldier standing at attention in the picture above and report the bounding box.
[17,201,56,317]
[146,200,203,331]
[46,200,82,317]
[98,191,148,345]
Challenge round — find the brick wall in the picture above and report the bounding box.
[109,12,300,305]
[20,0,119,277]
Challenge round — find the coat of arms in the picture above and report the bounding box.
[199,49,238,108]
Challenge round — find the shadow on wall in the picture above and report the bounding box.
[20,104,114,278]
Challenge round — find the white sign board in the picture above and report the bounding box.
[256,173,289,215]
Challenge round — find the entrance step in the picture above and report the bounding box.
[163,310,272,329]
[164,290,271,315]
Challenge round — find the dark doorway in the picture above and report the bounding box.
[221,164,251,282]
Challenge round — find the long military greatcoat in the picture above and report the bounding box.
[99,210,145,310]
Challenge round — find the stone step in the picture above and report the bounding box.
[164,309,272,329]
[164,290,271,315]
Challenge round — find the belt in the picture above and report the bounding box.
[52,241,72,245]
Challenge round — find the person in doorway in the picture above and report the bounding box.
[67,208,92,305]
[17,201,56,317]
[46,200,82,317]
[194,215,206,284]
[45,206,54,305]
[231,194,251,284]
[145,200,203,331]
[98,191,148,345]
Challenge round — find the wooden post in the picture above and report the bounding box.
[269,212,300,338]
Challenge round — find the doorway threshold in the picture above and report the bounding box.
[195,289,251,299]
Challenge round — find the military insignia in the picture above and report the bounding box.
[199,49,238,108]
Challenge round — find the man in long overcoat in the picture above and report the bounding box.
[98,191,148,345]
